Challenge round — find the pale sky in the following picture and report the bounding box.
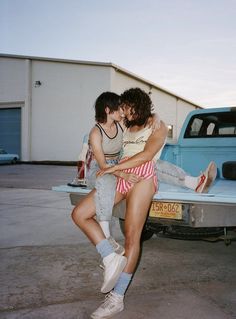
[1,0,236,107]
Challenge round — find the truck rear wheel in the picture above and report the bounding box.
[119,218,154,241]
[222,161,236,180]
[165,225,224,240]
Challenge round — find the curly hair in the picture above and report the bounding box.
[120,88,154,127]
[94,92,121,123]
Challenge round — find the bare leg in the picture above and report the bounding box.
[71,188,125,245]
[71,189,105,245]
[123,178,155,273]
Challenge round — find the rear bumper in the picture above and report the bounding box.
[53,179,236,228]
[69,192,236,228]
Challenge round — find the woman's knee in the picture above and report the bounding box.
[71,192,96,226]
[71,205,84,226]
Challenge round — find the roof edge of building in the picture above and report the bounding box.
[0,53,112,67]
[110,63,202,108]
[0,53,203,108]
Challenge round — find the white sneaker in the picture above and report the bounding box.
[195,161,217,193]
[91,291,124,319]
[101,253,127,294]
[108,237,125,256]
[99,237,125,270]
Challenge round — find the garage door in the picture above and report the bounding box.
[0,108,21,157]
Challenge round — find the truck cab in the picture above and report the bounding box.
[162,107,236,178]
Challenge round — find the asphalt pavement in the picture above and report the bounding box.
[0,164,236,319]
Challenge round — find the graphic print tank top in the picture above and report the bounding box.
[122,126,164,161]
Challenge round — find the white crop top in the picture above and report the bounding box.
[122,126,164,161]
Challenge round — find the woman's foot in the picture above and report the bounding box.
[101,253,127,293]
[91,291,124,319]
[195,161,217,193]
[99,237,125,269]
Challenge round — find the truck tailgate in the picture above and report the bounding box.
[53,178,236,205]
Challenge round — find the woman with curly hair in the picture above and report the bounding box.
[89,88,167,318]
[72,87,168,318]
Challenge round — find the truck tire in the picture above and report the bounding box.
[119,219,154,241]
[222,161,236,180]
[165,226,224,240]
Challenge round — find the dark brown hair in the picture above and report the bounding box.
[94,92,121,123]
[120,88,154,127]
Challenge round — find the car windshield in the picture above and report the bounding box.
[0,149,7,154]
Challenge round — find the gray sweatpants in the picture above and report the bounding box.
[156,159,186,187]
[87,159,118,222]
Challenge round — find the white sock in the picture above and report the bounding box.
[99,221,111,238]
[184,175,199,190]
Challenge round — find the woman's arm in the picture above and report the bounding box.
[97,121,168,175]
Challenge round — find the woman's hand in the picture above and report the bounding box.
[96,165,117,177]
[121,172,143,184]
[96,166,142,184]
[147,113,161,133]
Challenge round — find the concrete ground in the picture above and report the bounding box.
[0,164,236,319]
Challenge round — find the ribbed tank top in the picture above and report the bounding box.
[95,122,123,157]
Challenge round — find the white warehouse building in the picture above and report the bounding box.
[0,54,201,162]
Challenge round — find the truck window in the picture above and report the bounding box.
[184,110,236,138]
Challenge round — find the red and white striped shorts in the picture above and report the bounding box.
[116,158,158,194]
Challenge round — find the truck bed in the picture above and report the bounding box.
[53,178,236,205]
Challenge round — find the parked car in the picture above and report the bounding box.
[0,148,19,164]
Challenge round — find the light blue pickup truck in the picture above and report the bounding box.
[54,107,236,244]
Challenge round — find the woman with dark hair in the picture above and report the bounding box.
[86,91,129,254]
[72,88,168,318]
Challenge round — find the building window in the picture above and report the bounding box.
[167,125,173,138]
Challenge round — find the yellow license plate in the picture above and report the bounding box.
[149,201,182,220]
